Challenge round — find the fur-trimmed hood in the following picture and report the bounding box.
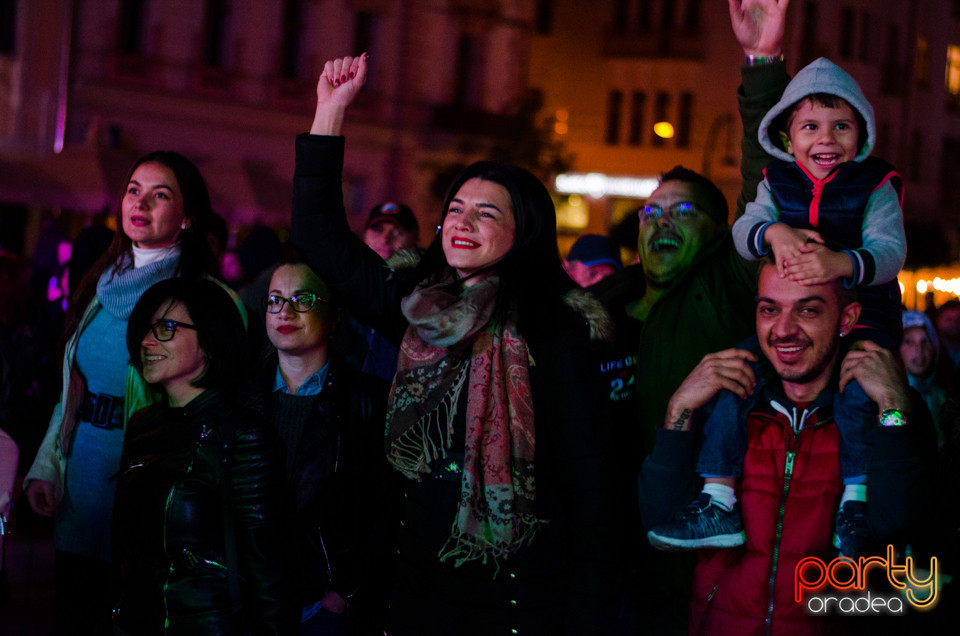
[563,288,615,343]
[759,57,875,163]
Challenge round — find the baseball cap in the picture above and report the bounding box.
[566,234,622,269]
[365,201,419,233]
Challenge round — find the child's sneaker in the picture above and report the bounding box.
[833,500,869,558]
[647,492,745,551]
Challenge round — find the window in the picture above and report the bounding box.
[354,11,376,57]
[946,44,960,105]
[909,130,923,181]
[858,12,871,63]
[536,0,553,34]
[637,0,652,31]
[279,0,304,80]
[800,1,818,62]
[613,0,628,33]
[605,90,623,145]
[117,0,148,55]
[839,8,854,60]
[875,121,891,159]
[684,0,702,32]
[628,91,646,146]
[881,24,901,93]
[941,138,960,204]
[676,92,693,148]
[202,0,229,69]
[916,35,930,88]
[453,35,484,107]
[660,0,674,29]
[652,91,669,147]
[0,0,14,54]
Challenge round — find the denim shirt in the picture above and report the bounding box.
[273,361,330,396]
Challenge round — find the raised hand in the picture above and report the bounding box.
[664,348,759,430]
[311,53,368,136]
[728,0,790,57]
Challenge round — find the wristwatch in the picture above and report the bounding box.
[878,409,908,427]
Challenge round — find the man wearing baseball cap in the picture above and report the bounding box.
[363,201,419,260]
[563,234,622,288]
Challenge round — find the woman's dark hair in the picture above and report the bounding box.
[266,252,340,308]
[416,161,574,327]
[126,278,247,392]
[64,150,220,346]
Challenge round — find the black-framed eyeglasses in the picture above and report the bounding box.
[640,202,700,225]
[147,320,198,342]
[262,293,327,314]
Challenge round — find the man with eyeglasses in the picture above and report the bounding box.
[593,166,759,464]
[592,166,762,632]
[590,2,794,632]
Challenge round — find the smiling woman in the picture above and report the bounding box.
[113,277,296,634]
[441,177,517,283]
[21,150,227,633]
[289,54,620,635]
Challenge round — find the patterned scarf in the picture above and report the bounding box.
[386,274,540,569]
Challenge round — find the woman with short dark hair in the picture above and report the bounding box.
[112,277,295,635]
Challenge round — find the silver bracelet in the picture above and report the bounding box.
[744,53,784,66]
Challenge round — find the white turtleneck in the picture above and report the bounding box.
[132,243,181,268]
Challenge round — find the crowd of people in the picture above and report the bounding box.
[1,0,959,634]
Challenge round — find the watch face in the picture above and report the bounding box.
[879,409,907,427]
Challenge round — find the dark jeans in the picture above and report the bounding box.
[696,337,873,483]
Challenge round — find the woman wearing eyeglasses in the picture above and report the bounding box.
[291,56,619,635]
[112,277,295,635]
[22,151,235,634]
[244,258,387,636]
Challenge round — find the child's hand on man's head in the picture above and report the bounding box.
[783,243,854,285]
[764,223,824,278]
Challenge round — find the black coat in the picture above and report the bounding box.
[245,350,390,607]
[112,389,297,635]
[291,134,620,635]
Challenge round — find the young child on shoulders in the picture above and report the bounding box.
[735,56,905,341]
[648,57,906,558]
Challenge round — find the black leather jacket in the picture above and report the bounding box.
[246,350,389,608]
[112,389,298,635]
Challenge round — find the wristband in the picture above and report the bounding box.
[744,53,784,66]
[878,409,908,427]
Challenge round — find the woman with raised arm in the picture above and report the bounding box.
[22,151,226,634]
[291,55,619,635]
